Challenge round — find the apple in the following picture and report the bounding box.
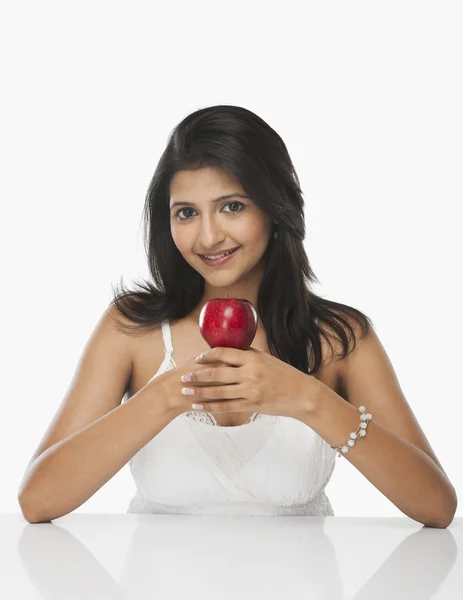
[199,296,258,350]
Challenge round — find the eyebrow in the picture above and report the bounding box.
[170,193,250,210]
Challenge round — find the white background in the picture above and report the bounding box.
[1,1,461,518]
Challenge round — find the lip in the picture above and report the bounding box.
[198,246,241,258]
[198,246,241,267]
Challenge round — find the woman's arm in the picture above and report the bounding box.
[17,305,177,523]
[295,325,457,528]
[18,381,177,523]
[297,383,457,528]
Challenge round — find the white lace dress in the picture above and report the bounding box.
[124,319,337,516]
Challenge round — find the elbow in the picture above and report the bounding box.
[18,493,40,523]
[428,514,455,529]
[431,485,458,529]
[17,492,51,524]
[17,489,76,523]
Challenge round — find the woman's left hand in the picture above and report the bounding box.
[180,346,320,419]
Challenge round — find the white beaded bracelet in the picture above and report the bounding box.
[330,405,372,458]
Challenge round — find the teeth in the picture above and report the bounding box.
[204,248,236,259]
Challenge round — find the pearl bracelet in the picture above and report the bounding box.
[330,405,372,458]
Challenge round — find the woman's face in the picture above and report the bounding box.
[169,166,273,284]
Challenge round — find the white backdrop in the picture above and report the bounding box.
[1,1,461,518]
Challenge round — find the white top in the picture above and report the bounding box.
[124,319,337,516]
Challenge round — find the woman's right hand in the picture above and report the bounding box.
[149,355,225,416]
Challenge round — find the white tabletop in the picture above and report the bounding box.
[2,513,462,599]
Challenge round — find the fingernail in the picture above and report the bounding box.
[181,373,192,383]
[192,403,204,410]
[182,387,195,395]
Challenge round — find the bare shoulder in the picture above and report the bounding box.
[311,320,345,397]
[126,318,166,399]
[333,315,372,399]
[313,314,369,399]
[102,303,139,366]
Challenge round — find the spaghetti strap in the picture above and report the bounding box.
[161,319,174,354]
[161,319,177,367]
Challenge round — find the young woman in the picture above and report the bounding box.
[18,105,457,526]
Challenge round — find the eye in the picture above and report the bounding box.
[175,207,195,220]
[224,202,245,214]
[174,201,246,221]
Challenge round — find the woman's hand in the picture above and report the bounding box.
[178,346,320,419]
[151,355,230,416]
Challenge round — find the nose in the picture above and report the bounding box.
[196,215,226,249]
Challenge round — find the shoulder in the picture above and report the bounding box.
[311,320,345,396]
[121,313,164,358]
[334,314,377,399]
[103,303,138,347]
[124,317,167,397]
[314,310,372,399]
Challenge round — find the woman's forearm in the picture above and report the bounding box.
[18,382,177,523]
[295,379,457,528]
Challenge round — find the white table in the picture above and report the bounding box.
[1,513,462,599]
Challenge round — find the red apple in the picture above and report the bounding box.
[199,297,258,350]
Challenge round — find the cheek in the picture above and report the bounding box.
[170,226,179,246]
[235,217,269,240]
[171,226,190,252]
[245,222,271,243]
[171,230,200,264]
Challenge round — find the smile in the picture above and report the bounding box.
[199,246,241,267]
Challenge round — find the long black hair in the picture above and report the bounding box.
[109,104,373,376]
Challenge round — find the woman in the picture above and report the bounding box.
[18,105,457,526]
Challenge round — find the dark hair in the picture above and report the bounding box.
[109,104,373,376]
